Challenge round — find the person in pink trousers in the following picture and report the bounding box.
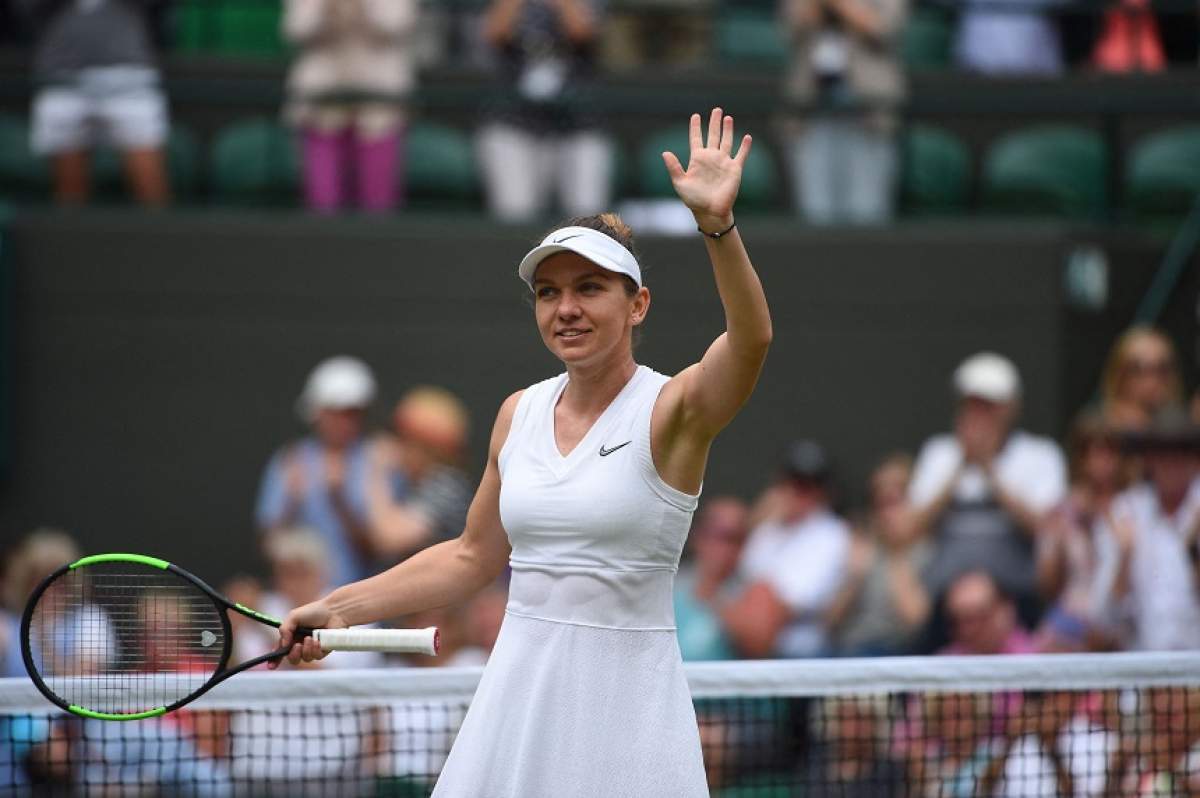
[283,0,418,213]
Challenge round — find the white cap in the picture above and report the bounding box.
[296,356,376,422]
[517,226,642,289]
[954,352,1021,403]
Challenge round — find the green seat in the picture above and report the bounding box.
[637,127,779,210]
[173,0,219,53]
[172,0,284,57]
[1127,125,1200,218]
[0,114,49,202]
[716,8,788,67]
[899,124,971,214]
[405,122,480,208]
[981,125,1107,218]
[901,6,953,71]
[210,118,300,205]
[215,1,285,58]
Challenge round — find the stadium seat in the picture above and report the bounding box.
[981,125,1107,218]
[210,118,301,205]
[901,6,953,71]
[173,0,285,57]
[173,0,216,53]
[715,8,788,67]
[899,124,971,215]
[1126,125,1200,219]
[405,122,480,208]
[0,114,49,202]
[215,1,286,58]
[637,126,779,210]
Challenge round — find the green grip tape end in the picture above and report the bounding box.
[69,553,170,570]
[69,705,167,721]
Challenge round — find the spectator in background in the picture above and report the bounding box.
[19,0,170,205]
[1106,687,1200,795]
[476,0,612,222]
[827,454,931,656]
[781,0,907,225]
[904,692,995,797]
[954,0,1063,74]
[723,440,850,658]
[1,529,83,678]
[259,527,383,668]
[368,386,473,564]
[282,0,418,213]
[938,569,1035,655]
[464,581,508,661]
[221,573,276,667]
[1034,412,1130,652]
[801,696,905,795]
[256,356,381,587]
[1099,325,1183,432]
[908,352,1067,627]
[1091,0,1164,72]
[1094,406,1200,651]
[980,690,1118,797]
[673,497,749,661]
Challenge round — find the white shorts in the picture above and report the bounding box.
[31,66,168,155]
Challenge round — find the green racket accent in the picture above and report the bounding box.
[69,705,167,721]
[69,553,170,570]
[235,603,281,625]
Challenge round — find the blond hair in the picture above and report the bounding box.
[1100,325,1182,411]
[393,385,471,462]
[4,528,81,611]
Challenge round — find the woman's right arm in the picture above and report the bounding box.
[274,391,520,666]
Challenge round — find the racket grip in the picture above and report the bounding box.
[313,627,439,656]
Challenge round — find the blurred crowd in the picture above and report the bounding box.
[7,0,1197,219]
[4,323,1200,677]
[3,326,1200,794]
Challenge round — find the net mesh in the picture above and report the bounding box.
[25,563,226,715]
[3,653,1199,797]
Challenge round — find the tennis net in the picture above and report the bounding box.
[2,652,1199,796]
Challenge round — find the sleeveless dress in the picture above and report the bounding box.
[431,365,708,797]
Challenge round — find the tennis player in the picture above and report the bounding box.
[276,108,772,795]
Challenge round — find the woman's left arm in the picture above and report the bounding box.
[659,110,773,447]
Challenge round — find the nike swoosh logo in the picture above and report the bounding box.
[599,441,632,457]
[554,234,582,244]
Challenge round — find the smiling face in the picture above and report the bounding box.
[532,252,649,369]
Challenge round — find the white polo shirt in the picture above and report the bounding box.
[908,430,1067,513]
[738,509,850,657]
[1095,478,1200,651]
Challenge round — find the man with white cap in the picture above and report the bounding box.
[907,352,1067,625]
[255,355,381,587]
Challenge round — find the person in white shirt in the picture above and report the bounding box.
[980,691,1118,798]
[907,352,1067,626]
[1094,407,1200,651]
[722,440,850,658]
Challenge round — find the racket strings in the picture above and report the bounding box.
[28,563,225,715]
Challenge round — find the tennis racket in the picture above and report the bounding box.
[20,553,439,721]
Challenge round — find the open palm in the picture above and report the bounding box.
[662,108,752,228]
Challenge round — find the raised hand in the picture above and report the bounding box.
[661,108,752,233]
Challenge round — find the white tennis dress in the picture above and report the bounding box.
[431,365,708,797]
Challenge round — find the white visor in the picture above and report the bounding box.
[517,226,642,289]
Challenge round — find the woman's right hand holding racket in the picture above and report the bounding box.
[272,601,349,669]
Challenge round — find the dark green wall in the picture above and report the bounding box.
[0,211,1173,581]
